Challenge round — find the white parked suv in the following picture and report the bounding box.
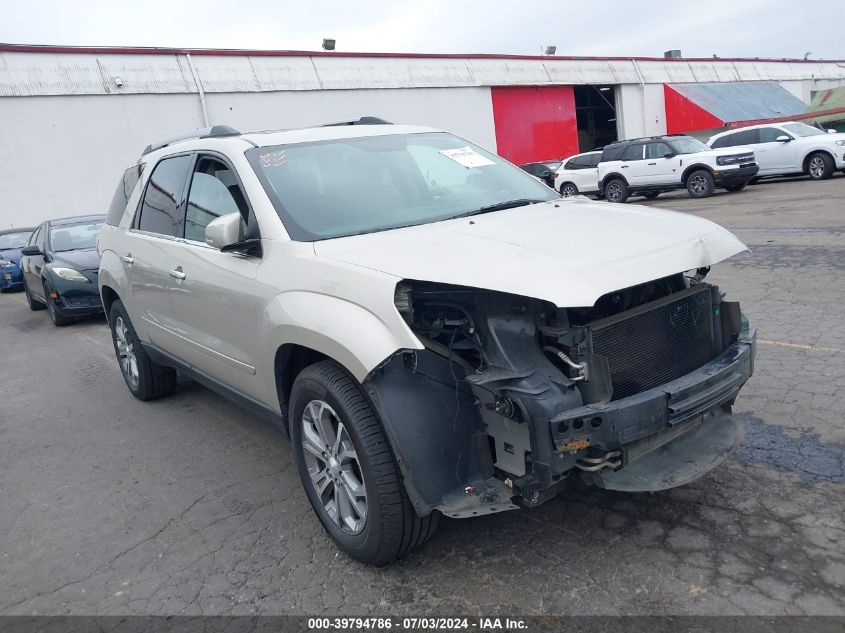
[554,150,602,197]
[598,135,759,203]
[99,119,756,565]
[708,121,845,180]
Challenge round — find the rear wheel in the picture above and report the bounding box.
[290,360,437,566]
[604,178,629,203]
[108,300,177,400]
[559,182,579,198]
[24,281,45,311]
[44,281,70,326]
[686,170,715,198]
[806,152,834,180]
[723,183,747,192]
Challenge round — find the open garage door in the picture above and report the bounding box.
[574,85,618,151]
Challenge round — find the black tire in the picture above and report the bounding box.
[108,299,177,401]
[642,191,660,199]
[806,152,834,180]
[723,183,747,192]
[604,178,629,203]
[24,281,46,311]
[686,169,715,198]
[749,177,761,185]
[290,360,438,566]
[559,182,579,198]
[44,281,71,326]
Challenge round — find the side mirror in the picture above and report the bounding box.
[205,213,243,250]
[20,245,41,256]
[663,152,676,159]
[775,135,791,142]
[828,129,837,134]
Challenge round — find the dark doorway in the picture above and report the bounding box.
[574,85,618,152]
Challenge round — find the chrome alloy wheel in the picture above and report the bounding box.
[606,182,623,202]
[114,315,139,389]
[809,156,826,178]
[561,184,578,198]
[689,174,709,195]
[301,399,367,534]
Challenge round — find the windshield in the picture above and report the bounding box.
[782,122,827,138]
[247,132,558,241]
[49,221,103,252]
[668,137,710,154]
[0,231,32,250]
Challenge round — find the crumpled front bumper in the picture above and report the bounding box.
[551,329,756,491]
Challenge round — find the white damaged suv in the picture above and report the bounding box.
[99,119,756,565]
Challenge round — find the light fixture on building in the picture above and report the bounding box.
[543,46,557,56]
[322,38,336,51]
[599,86,611,91]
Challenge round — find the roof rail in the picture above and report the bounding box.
[142,124,241,155]
[322,116,393,127]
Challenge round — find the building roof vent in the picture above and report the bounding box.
[664,49,682,59]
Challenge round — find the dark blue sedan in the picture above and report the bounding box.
[0,227,36,292]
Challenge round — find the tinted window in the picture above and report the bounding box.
[622,144,644,161]
[728,129,760,146]
[759,127,787,143]
[138,155,192,237]
[587,154,602,167]
[601,145,626,161]
[184,157,248,242]
[563,159,578,170]
[710,134,732,149]
[646,142,673,159]
[107,164,144,227]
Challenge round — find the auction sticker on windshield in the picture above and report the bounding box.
[439,146,496,168]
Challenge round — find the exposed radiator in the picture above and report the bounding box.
[587,285,717,401]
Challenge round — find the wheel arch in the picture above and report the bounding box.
[802,149,835,173]
[600,172,628,188]
[681,163,715,183]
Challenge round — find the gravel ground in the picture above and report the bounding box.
[1,174,843,616]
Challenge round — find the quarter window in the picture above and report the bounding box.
[107,164,144,227]
[184,157,249,242]
[137,155,192,237]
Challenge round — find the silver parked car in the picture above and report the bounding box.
[99,119,756,565]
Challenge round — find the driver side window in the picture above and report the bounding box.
[184,157,249,243]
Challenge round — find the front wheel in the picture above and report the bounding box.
[686,170,715,198]
[24,281,46,311]
[290,360,437,566]
[603,178,629,203]
[807,152,834,180]
[559,182,579,198]
[44,282,70,326]
[108,300,177,400]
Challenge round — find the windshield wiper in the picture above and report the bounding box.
[455,198,546,219]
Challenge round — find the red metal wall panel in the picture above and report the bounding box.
[491,86,578,165]
[664,84,725,134]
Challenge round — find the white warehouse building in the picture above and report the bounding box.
[1,43,845,228]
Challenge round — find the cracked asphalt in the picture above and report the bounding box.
[1,175,843,616]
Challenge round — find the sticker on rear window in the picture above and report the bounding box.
[439,147,496,168]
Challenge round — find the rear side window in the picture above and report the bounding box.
[601,145,626,162]
[137,155,192,237]
[718,129,760,147]
[759,127,788,143]
[106,164,144,226]
[622,144,644,161]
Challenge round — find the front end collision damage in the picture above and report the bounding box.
[362,276,756,519]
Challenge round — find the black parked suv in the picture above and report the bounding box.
[597,135,759,203]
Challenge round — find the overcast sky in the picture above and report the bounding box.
[1,0,843,59]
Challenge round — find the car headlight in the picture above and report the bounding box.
[0,259,12,268]
[52,267,89,282]
[835,140,845,146]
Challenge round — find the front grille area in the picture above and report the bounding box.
[719,152,755,166]
[588,286,716,401]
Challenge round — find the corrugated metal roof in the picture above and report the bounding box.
[668,81,806,122]
[2,48,844,97]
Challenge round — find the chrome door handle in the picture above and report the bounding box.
[122,255,134,265]
[648,162,657,165]
[621,165,628,168]
[169,269,186,281]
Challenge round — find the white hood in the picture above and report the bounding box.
[314,198,747,308]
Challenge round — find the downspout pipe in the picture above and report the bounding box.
[185,53,210,127]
